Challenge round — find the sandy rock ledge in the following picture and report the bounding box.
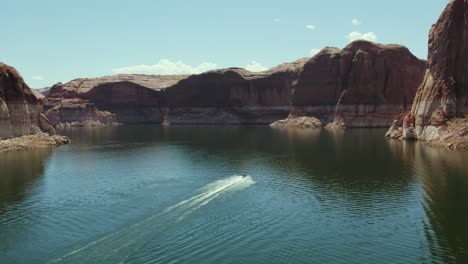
[0,133,70,153]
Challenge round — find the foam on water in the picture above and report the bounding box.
[49,175,255,263]
[165,175,254,213]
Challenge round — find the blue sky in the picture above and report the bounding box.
[2,0,448,88]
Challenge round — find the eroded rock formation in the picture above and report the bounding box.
[413,0,467,137]
[387,0,467,148]
[0,63,56,139]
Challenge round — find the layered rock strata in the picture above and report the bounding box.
[44,75,189,126]
[0,62,69,151]
[0,63,56,138]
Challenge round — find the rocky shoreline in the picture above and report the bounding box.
[0,133,70,153]
[1,0,466,152]
[425,118,468,150]
[270,116,323,129]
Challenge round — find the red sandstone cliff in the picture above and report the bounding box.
[161,59,307,124]
[0,63,56,139]
[289,41,427,128]
[413,0,467,136]
[44,75,188,126]
[43,42,426,128]
[386,0,467,148]
[44,59,307,126]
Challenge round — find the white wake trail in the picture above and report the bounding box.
[49,175,255,263]
[166,176,253,216]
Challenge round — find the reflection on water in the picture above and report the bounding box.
[0,148,53,212]
[0,125,467,263]
[50,175,256,263]
[388,140,468,263]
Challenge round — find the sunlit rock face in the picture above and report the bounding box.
[387,0,468,145]
[0,63,55,139]
[291,40,427,128]
[270,116,323,129]
[411,0,468,137]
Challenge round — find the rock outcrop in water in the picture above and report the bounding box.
[289,41,427,128]
[386,0,468,149]
[270,116,323,129]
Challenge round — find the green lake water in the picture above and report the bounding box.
[1,125,468,263]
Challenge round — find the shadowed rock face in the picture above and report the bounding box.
[44,75,188,126]
[0,63,55,139]
[44,98,116,128]
[161,60,307,124]
[291,41,427,127]
[387,0,467,144]
[82,81,165,123]
[45,59,307,126]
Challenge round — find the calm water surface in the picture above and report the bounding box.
[1,125,468,263]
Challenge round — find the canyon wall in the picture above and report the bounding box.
[44,75,188,126]
[290,41,427,128]
[161,59,306,124]
[45,59,307,126]
[42,43,426,128]
[412,0,467,138]
[386,0,467,148]
[0,63,55,139]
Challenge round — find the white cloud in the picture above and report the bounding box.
[351,19,362,25]
[274,18,280,22]
[32,75,45,81]
[112,59,218,75]
[346,31,377,42]
[305,25,316,30]
[244,61,269,72]
[112,59,271,75]
[310,48,322,57]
